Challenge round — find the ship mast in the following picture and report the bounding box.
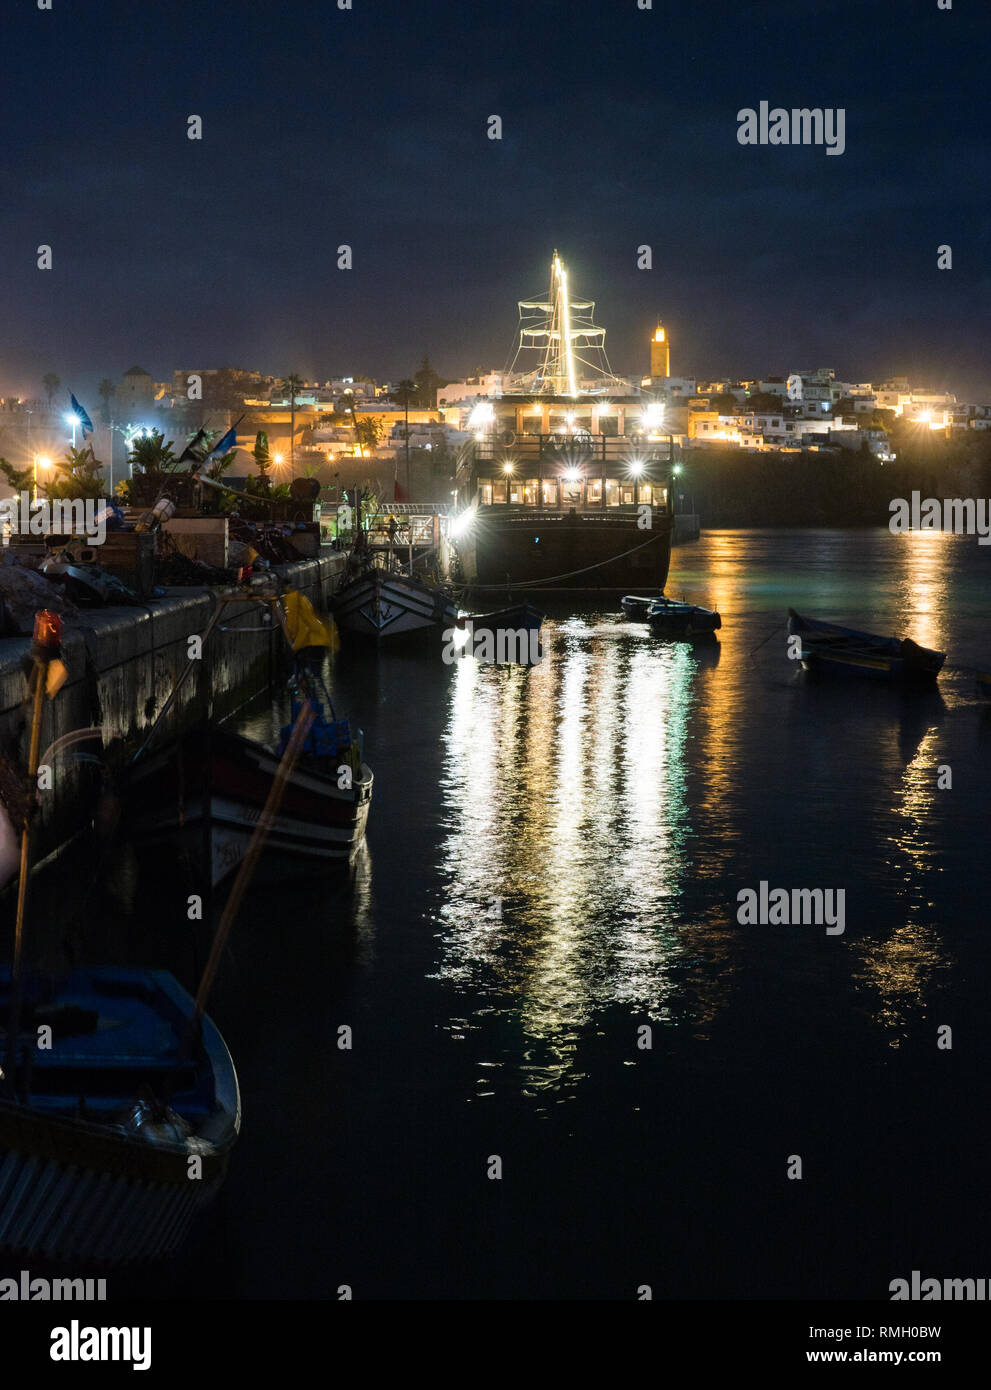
[508,251,621,395]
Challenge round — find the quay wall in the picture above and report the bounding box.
[672,513,701,544]
[0,552,345,861]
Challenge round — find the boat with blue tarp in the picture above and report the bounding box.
[0,965,239,1263]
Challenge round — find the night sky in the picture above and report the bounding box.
[2,0,989,399]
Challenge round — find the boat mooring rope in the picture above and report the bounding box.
[749,620,786,660]
[465,533,665,591]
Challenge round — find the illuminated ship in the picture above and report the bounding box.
[448,253,674,593]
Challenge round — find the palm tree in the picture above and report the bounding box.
[98,378,117,424]
[251,430,272,493]
[128,430,176,474]
[280,374,304,479]
[42,373,60,407]
[395,379,417,500]
[47,445,105,501]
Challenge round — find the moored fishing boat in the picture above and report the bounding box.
[449,601,546,665]
[459,602,544,633]
[620,594,661,621]
[0,965,239,1264]
[645,596,721,638]
[788,609,945,683]
[332,564,456,640]
[332,489,456,640]
[128,700,372,887]
[127,587,372,883]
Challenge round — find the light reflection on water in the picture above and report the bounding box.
[426,528,985,1088]
[433,623,735,1093]
[230,529,987,1095]
[856,719,949,1044]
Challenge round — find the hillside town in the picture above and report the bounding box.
[2,330,989,512]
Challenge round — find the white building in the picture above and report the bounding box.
[437,373,505,407]
[385,420,468,453]
[691,410,865,451]
[657,376,696,399]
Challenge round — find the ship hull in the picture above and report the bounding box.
[332,568,457,640]
[455,512,672,591]
[127,726,373,887]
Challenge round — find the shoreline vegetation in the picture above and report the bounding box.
[684,431,991,527]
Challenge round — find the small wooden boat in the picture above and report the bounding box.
[620,594,660,621]
[977,671,991,699]
[459,602,544,633]
[645,596,721,638]
[332,566,457,640]
[129,704,372,887]
[0,965,239,1263]
[788,609,945,683]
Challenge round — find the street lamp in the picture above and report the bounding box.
[123,425,150,481]
[33,454,52,503]
[65,413,80,448]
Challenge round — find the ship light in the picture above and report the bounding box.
[563,468,581,483]
[628,460,644,477]
[642,403,664,428]
[502,461,514,474]
[468,402,495,430]
[450,508,475,539]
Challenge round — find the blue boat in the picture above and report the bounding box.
[788,609,945,683]
[622,595,721,636]
[0,966,240,1263]
[620,594,660,621]
[645,596,721,638]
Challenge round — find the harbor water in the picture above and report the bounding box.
[125,528,991,1298]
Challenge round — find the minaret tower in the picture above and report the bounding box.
[650,322,670,379]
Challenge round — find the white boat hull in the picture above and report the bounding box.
[333,569,456,639]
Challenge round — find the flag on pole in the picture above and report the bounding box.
[176,428,209,465]
[70,394,94,437]
[207,425,238,457]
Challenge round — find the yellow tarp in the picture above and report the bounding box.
[283,590,339,652]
